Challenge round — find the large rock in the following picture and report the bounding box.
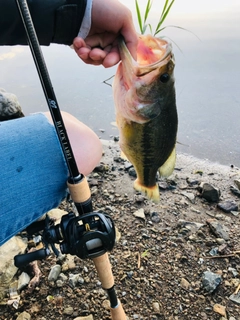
[0,236,27,300]
[202,270,222,293]
[0,88,24,120]
[199,182,220,202]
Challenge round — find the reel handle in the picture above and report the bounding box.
[14,248,50,268]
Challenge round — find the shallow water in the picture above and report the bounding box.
[0,0,239,167]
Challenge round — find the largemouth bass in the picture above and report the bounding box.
[113,35,178,202]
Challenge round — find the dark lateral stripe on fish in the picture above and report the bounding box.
[141,124,159,187]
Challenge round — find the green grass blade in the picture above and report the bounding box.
[148,23,153,35]
[154,25,201,41]
[163,0,175,22]
[135,0,143,34]
[135,0,187,39]
[142,24,147,34]
[144,0,153,24]
[142,23,152,34]
[154,26,165,36]
[160,0,169,18]
[166,37,184,53]
[155,0,175,34]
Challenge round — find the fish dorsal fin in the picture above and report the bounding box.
[159,146,176,177]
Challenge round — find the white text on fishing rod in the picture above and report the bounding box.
[48,99,57,108]
[56,120,72,161]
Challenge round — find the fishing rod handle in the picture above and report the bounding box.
[93,253,127,320]
[67,176,92,214]
[110,304,127,320]
[67,176,91,203]
[93,253,114,288]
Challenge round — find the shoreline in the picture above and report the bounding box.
[1,138,240,319]
[97,138,240,223]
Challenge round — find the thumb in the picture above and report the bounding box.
[121,24,138,60]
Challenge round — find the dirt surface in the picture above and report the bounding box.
[1,140,240,320]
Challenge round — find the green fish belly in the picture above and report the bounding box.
[118,103,177,201]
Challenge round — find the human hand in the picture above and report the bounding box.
[73,0,138,68]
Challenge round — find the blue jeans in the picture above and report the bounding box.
[0,113,68,245]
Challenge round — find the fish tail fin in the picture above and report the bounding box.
[134,179,160,202]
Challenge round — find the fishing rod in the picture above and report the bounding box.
[14,0,126,318]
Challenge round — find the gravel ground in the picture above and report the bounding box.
[1,140,240,320]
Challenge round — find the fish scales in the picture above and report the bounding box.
[119,97,177,186]
[113,35,178,202]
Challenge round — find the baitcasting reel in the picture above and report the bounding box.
[14,211,116,268]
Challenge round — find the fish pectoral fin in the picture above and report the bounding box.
[134,179,160,202]
[159,146,176,177]
[137,101,161,121]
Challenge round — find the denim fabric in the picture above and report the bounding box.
[0,113,68,245]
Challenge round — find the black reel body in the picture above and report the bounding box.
[57,212,116,259]
[14,211,116,268]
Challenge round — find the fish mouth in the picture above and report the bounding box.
[116,35,175,124]
[118,35,173,81]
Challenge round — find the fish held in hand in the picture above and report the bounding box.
[113,35,178,202]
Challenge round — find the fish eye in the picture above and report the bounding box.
[160,73,170,83]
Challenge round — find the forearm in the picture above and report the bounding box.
[0,0,87,46]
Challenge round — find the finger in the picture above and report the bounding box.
[75,47,91,60]
[79,58,103,66]
[89,45,120,68]
[121,21,138,60]
[73,37,87,50]
[73,37,91,61]
[102,46,120,68]
[74,47,103,65]
[89,47,107,61]
[73,35,118,66]
[84,33,117,50]
[125,37,138,61]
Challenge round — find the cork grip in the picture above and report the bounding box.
[93,253,114,289]
[110,303,127,320]
[93,253,127,320]
[67,176,91,203]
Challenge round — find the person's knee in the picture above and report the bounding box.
[44,111,102,175]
